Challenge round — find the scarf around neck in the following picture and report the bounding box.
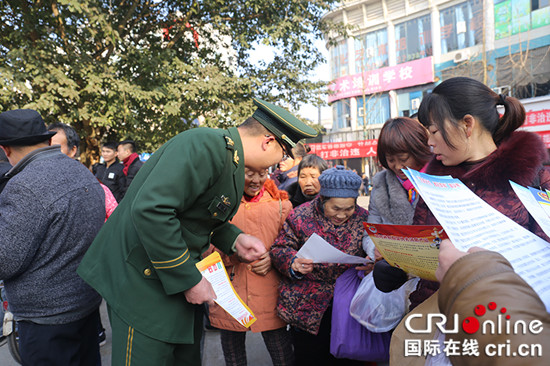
[122,152,140,176]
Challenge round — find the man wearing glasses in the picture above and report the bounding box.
[78,97,316,366]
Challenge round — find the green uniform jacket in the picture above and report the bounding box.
[78,127,244,343]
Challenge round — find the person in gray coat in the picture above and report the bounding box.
[364,117,432,265]
[0,109,105,365]
[367,117,432,225]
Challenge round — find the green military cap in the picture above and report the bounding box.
[252,98,318,158]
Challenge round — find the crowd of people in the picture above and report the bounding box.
[0,77,549,366]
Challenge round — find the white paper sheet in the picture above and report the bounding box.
[404,168,550,312]
[296,233,370,264]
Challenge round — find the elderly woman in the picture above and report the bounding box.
[288,154,328,208]
[207,167,294,366]
[271,165,368,366]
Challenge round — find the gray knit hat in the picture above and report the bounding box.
[318,165,362,198]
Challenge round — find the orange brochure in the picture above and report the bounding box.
[364,223,448,281]
[196,252,256,328]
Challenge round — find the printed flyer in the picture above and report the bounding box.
[403,168,550,312]
[363,223,448,281]
[510,181,550,238]
[196,252,256,328]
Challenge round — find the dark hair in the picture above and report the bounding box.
[119,140,137,153]
[377,117,432,170]
[102,141,118,150]
[292,142,311,159]
[418,77,525,146]
[297,154,329,176]
[238,117,270,136]
[47,122,80,153]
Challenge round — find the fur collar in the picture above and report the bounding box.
[426,131,548,191]
[264,178,288,200]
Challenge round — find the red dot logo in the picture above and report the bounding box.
[500,307,507,314]
[474,304,486,316]
[462,317,480,334]
[488,302,497,310]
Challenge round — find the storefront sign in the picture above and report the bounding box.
[308,140,378,160]
[328,57,434,103]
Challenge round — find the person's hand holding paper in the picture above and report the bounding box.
[296,233,370,265]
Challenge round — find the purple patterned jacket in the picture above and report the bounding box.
[270,196,368,335]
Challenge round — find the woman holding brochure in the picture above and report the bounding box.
[367,117,432,225]
[410,76,550,309]
[366,117,432,289]
[206,167,294,366]
[386,76,550,365]
[270,165,369,366]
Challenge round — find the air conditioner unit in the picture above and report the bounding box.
[411,98,421,110]
[453,50,471,63]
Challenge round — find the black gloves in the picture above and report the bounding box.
[373,259,408,292]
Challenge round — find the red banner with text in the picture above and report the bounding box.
[308,140,378,160]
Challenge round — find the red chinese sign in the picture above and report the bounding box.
[524,109,550,127]
[535,131,550,148]
[328,57,434,103]
[308,140,378,160]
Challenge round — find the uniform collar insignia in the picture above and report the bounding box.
[221,195,231,206]
[233,150,239,166]
[225,136,235,147]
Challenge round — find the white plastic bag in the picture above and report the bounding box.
[349,272,420,332]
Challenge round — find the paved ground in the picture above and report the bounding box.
[0,195,370,365]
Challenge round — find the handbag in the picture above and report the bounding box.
[350,271,420,333]
[330,268,391,361]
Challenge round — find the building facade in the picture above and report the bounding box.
[321,0,550,176]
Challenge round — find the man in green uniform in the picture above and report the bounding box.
[77,98,317,365]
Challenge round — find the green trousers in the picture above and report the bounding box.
[108,305,203,366]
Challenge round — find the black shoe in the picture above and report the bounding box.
[98,330,107,347]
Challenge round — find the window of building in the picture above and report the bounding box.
[397,88,432,117]
[356,94,390,126]
[395,15,432,64]
[332,99,351,130]
[440,0,483,54]
[532,0,550,9]
[496,46,550,99]
[330,41,349,80]
[532,0,550,28]
[354,29,389,73]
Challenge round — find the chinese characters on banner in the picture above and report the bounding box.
[308,140,378,160]
[328,57,434,103]
[524,109,550,127]
[535,130,550,149]
[523,109,550,148]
